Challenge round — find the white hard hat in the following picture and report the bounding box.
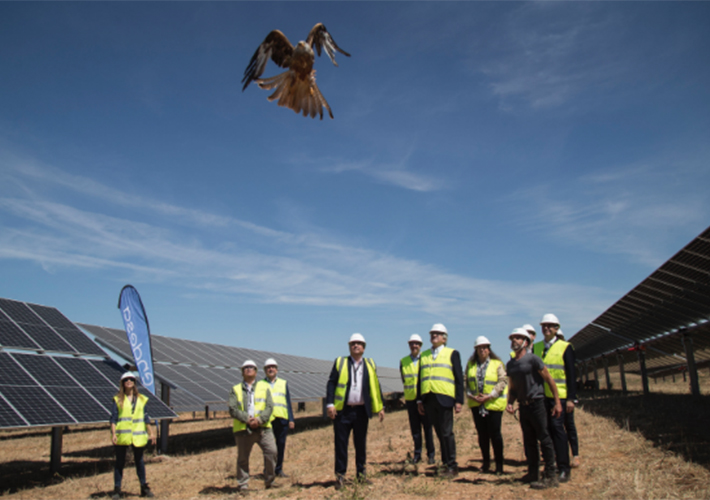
[120,372,137,382]
[408,334,423,344]
[264,358,278,368]
[522,324,537,335]
[557,329,565,340]
[540,313,560,326]
[474,336,491,348]
[509,328,532,342]
[241,359,257,369]
[429,323,448,334]
[349,333,366,345]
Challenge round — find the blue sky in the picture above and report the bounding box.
[1,2,709,369]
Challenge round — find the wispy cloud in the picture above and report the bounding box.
[481,4,631,109]
[0,152,612,327]
[505,161,709,266]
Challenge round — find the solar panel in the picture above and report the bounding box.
[0,352,37,386]
[13,352,79,387]
[0,395,28,428]
[0,385,75,426]
[0,298,109,355]
[45,386,110,422]
[0,313,40,350]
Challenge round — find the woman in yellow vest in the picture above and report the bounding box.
[110,372,156,500]
[465,336,508,475]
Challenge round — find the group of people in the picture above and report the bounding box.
[108,314,578,496]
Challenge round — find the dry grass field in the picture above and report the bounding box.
[3,396,710,500]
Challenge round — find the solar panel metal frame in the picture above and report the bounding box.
[570,226,710,375]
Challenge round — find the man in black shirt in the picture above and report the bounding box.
[506,328,561,490]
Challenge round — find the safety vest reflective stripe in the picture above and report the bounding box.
[232,381,274,432]
[333,357,384,414]
[114,394,148,447]
[420,375,455,384]
[542,340,570,399]
[466,359,508,412]
[420,348,455,398]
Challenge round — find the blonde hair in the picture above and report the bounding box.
[115,378,139,409]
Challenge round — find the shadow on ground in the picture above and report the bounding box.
[0,412,339,495]
[579,390,710,470]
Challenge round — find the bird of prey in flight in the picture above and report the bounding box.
[242,23,350,120]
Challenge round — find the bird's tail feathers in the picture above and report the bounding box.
[257,70,333,120]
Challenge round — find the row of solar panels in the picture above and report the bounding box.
[80,323,403,412]
[570,225,710,376]
[0,296,403,427]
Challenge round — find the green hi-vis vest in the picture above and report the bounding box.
[232,380,274,432]
[400,355,419,401]
[267,378,289,420]
[465,359,508,412]
[333,357,384,414]
[532,342,544,358]
[419,347,455,398]
[114,394,149,447]
[541,340,570,399]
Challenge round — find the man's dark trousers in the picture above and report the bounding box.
[546,398,570,474]
[423,398,456,469]
[406,400,435,462]
[334,405,369,477]
[519,399,557,479]
[272,417,289,474]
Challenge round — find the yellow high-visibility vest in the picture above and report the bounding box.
[466,359,507,412]
[541,340,570,399]
[400,355,419,401]
[333,357,383,414]
[114,394,149,447]
[419,347,455,398]
[232,380,274,432]
[266,378,289,420]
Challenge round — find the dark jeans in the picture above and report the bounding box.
[406,400,435,462]
[471,408,503,469]
[423,398,457,469]
[333,405,369,477]
[564,406,579,456]
[546,398,570,473]
[114,444,147,488]
[272,417,290,473]
[519,399,556,479]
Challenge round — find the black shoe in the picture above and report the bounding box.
[412,455,421,464]
[441,467,459,479]
[530,475,559,490]
[112,488,121,500]
[276,471,289,478]
[559,470,571,483]
[520,473,538,484]
[481,459,491,473]
[494,466,504,476]
[140,483,154,498]
[334,475,346,491]
[427,456,436,465]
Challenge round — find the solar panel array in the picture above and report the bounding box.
[79,323,403,412]
[570,225,710,375]
[0,298,177,429]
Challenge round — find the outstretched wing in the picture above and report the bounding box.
[241,30,294,92]
[306,23,350,66]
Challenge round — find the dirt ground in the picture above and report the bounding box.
[2,395,710,500]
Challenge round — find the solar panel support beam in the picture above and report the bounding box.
[682,331,700,397]
[50,426,63,474]
[603,356,611,390]
[616,351,627,394]
[160,383,171,454]
[637,347,649,396]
